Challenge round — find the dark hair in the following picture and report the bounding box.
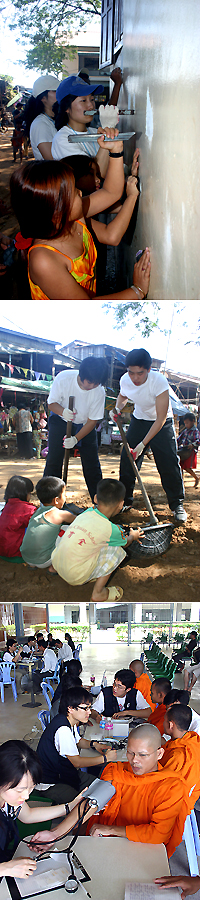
[37,638,47,649]
[55,94,78,130]
[152,678,171,694]
[36,476,65,504]
[115,669,136,689]
[190,631,197,639]
[23,92,49,136]
[6,637,17,650]
[164,688,190,706]
[166,703,192,731]
[59,686,91,716]
[65,633,76,652]
[125,349,152,369]
[0,740,42,789]
[65,155,99,195]
[66,658,82,678]
[10,160,76,241]
[97,478,125,506]
[36,632,43,640]
[79,356,108,386]
[60,667,82,693]
[4,475,34,503]
[184,412,196,424]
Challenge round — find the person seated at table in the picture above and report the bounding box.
[54,638,73,662]
[147,678,171,733]
[88,723,188,857]
[20,476,76,570]
[47,632,57,648]
[161,703,200,810]
[172,630,198,672]
[65,632,76,654]
[155,875,200,899]
[90,668,151,723]
[37,686,117,803]
[50,659,83,719]
[3,637,23,665]
[20,636,37,658]
[0,475,36,558]
[52,478,144,602]
[163,688,200,737]
[0,739,96,880]
[129,659,156,711]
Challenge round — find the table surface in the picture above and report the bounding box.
[1,836,170,900]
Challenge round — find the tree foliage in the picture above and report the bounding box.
[104,301,163,339]
[8,0,101,72]
[0,74,15,104]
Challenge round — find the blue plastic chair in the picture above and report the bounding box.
[41,659,61,688]
[41,681,54,710]
[37,709,50,731]
[73,644,82,660]
[0,662,17,702]
[183,812,200,875]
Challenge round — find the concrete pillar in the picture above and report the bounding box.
[128,604,132,645]
[46,604,49,632]
[64,605,72,624]
[14,604,24,638]
[190,603,200,623]
[79,602,87,625]
[135,604,142,624]
[176,603,182,623]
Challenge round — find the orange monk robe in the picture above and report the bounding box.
[134,673,156,712]
[148,702,166,734]
[88,761,188,858]
[161,731,200,811]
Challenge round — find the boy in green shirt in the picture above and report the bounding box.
[20,476,76,570]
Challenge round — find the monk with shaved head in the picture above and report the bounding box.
[161,703,200,811]
[88,723,189,857]
[129,660,156,712]
[148,678,171,734]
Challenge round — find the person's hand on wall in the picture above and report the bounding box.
[132,247,151,298]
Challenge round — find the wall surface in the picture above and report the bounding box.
[117,0,200,298]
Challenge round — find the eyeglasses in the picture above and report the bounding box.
[77,705,91,711]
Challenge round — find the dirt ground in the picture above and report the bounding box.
[0,450,199,604]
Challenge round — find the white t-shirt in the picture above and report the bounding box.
[190,709,200,736]
[54,723,79,756]
[92,689,149,714]
[52,125,99,160]
[30,114,57,160]
[3,651,13,664]
[48,370,105,425]
[57,643,73,662]
[43,648,57,672]
[119,369,172,421]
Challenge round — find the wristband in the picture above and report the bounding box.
[130,285,145,298]
[109,150,124,157]
[65,803,69,815]
[102,752,107,764]
[90,740,96,750]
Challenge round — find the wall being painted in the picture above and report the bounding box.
[116,0,200,299]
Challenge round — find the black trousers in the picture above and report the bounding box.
[120,416,184,510]
[44,414,102,502]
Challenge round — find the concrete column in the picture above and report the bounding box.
[79,602,87,625]
[190,603,200,623]
[135,603,142,624]
[64,605,72,624]
[14,604,24,638]
[46,604,49,632]
[176,603,182,623]
[128,604,132,645]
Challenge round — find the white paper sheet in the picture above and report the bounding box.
[125,884,180,900]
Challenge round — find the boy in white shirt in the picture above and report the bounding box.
[112,347,186,524]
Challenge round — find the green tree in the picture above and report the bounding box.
[0,74,15,105]
[104,301,162,339]
[8,0,101,73]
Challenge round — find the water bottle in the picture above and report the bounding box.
[99,716,105,730]
[90,674,95,685]
[101,670,107,688]
[105,717,113,732]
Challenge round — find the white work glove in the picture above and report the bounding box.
[63,435,78,449]
[62,407,75,422]
[110,407,121,423]
[130,441,145,460]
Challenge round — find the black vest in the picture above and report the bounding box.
[102,685,137,717]
[0,807,20,862]
[37,713,80,789]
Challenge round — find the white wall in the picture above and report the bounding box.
[118,0,200,299]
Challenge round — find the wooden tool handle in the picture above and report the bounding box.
[63,396,75,484]
[115,413,158,525]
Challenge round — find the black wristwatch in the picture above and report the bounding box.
[90,740,97,750]
[102,752,107,764]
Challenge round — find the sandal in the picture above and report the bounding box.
[107,586,123,601]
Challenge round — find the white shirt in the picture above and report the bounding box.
[54,723,79,756]
[30,114,57,160]
[48,370,105,425]
[57,643,73,662]
[43,648,57,672]
[120,369,172,421]
[3,651,13,664]
[190,709,200,736]
[92,689,149,714]
[52,125,99,160]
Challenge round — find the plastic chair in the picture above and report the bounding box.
[0,662,17,702]
[42,659,61,687]
[73,644,82,660]
[41,681,54,710]
[183,813,200,875]
[37,709,50,731]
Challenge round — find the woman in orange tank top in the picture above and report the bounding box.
[10,131,151,300]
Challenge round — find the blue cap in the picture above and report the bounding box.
[56,75,104,104]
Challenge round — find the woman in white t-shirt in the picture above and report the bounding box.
[44,357,107,501]
[52,74,110,179]
[24,74,60,160]
[113,348,186,524]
